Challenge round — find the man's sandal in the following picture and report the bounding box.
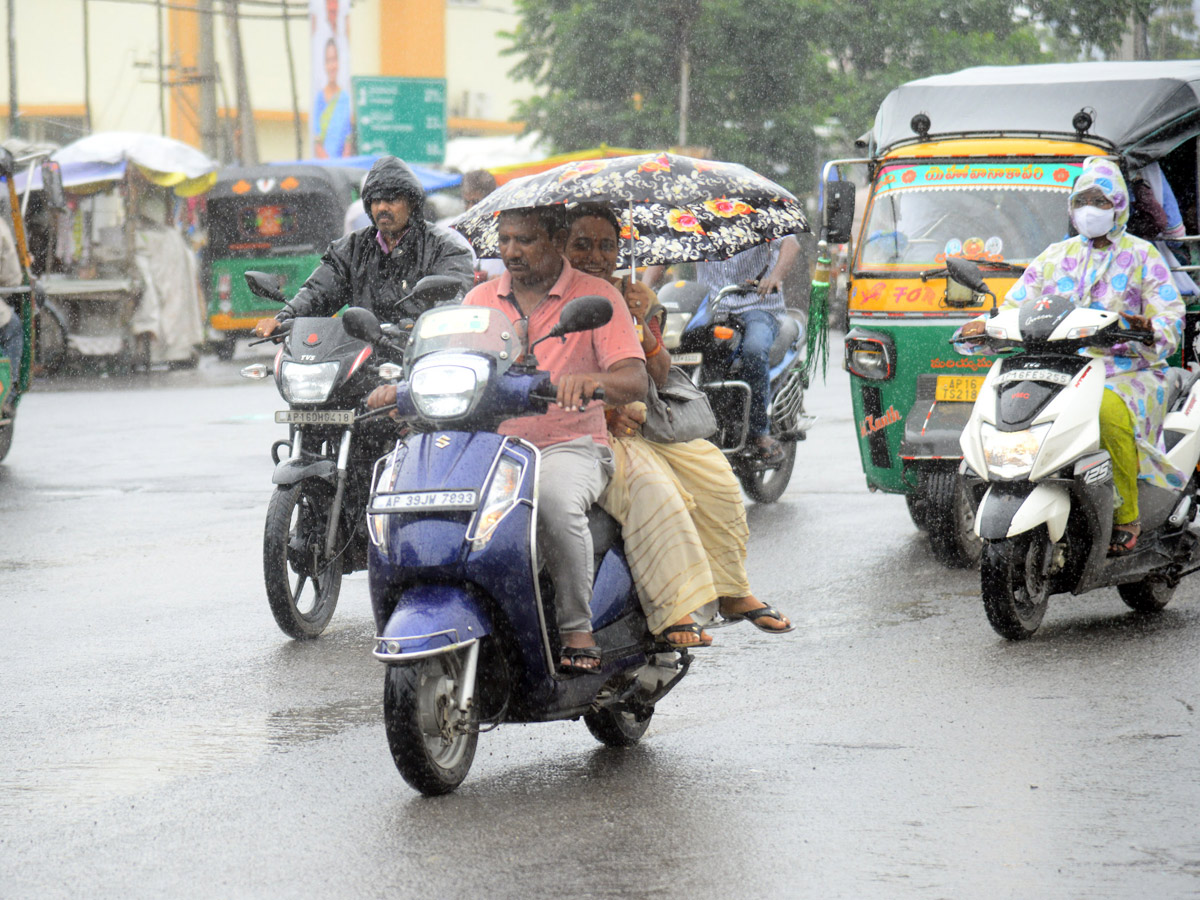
[658,622,714,648]
[558,645,602,675]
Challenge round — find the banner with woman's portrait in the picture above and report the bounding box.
[310,0,353,158]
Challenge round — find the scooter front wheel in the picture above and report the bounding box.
[980,528,1051,640]
[263,481,342,639]
[384,655,479,796]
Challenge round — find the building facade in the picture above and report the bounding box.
[0,0,531,161]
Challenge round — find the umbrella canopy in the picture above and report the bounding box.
[453,152,809,268]
[34,132,219,196]
[268,155,462,193]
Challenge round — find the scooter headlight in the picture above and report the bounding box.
[280,361,339,404]
[467,455,525,550]
[410,364,481,419]
[662,312,692,350]
[981,422,1051,479]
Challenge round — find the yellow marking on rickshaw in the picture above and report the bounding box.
[849,277,1017,313]
[211,314,270,330]
[934,375,985,403]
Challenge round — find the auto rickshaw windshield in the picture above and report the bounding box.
[859,161,1083,269]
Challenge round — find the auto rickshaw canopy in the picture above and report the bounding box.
[870,61,1200,165]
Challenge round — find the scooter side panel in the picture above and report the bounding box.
[976,482,1069,541]
[377,584,492,657]
[591,546,639,631]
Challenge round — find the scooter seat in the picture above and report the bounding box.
[587,505,622,562]
[768,311,803,368]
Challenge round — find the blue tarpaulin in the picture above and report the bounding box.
[268,156,462,192]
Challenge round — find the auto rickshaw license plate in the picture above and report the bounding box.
[275,409,355,425]
[934,375,985,403]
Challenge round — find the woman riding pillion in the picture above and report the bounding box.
[564,205,793,647]
[960,158,1185,554]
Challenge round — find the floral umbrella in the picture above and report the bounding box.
[452,152,809,268]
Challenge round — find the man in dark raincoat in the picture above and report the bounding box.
[254,156,473,336]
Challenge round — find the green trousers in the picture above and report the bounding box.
[1099,389,1139,525]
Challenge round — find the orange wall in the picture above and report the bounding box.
[379,0,445,78]
[168,0,203,147]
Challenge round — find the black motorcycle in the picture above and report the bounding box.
[240,272,461,638]
[657,279,815,503]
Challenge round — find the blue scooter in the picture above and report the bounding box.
[343,296,693,795]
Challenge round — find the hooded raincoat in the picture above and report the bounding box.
[279,156,473,324]
[1004,158,1186,489]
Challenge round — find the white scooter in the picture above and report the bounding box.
[951,259,1200,640]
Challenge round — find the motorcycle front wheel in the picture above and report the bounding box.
[263,481,342,639]
[384,654,479,796]
[737,439,796,504]
[980,528,1051,640]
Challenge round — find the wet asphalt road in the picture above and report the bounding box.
[1,346,1198,899]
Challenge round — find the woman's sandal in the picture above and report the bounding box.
[658,622,714,649]
[558,645,602,675]
[721,603,795,634]
[1109,525,1140,556]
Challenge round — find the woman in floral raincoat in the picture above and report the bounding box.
[1000,157,1185,553]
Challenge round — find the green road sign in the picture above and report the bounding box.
[353,76,446,164]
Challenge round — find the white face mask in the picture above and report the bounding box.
[1072,205,1116,239]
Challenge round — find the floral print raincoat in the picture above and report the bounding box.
[1004,158,1186,489]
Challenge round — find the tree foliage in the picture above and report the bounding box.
[503,0,1197,193]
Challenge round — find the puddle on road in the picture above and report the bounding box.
[0,695,381,811]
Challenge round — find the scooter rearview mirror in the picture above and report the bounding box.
[342,306,384,343]
[408,274,463,307]
[945,256,988,293]
[551,295,613,337]
[244,271,286,304]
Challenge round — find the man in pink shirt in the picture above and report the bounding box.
[367,206,646,672]
[462,207,647,673]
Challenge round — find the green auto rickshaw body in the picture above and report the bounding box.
[206,164,360,340]
[826,61,1200,565]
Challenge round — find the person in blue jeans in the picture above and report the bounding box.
[645,236,801,463]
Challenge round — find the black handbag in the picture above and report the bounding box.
[640,366,718,444]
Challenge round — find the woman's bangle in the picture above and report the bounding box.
[645,340,662,358]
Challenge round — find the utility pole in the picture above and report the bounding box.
[156,0,166,134]
[7,0,17,139]
[198,0,219,159]
[671,0,701,150]
[83,0,93,132]
[281,0,302,158]
[224,0,258,164]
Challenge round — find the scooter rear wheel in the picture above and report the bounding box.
[584,704,653,747]
[263,482,342,639]
[980,529,1051,640]
[1117,579,1175,613]
[384,656,479,796]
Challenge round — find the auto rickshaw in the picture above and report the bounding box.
[17,133,217,374]
[0,151,67,462]
[204,164,360,360]
[819,61,1200,567]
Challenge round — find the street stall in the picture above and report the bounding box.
[18,132,217,373]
